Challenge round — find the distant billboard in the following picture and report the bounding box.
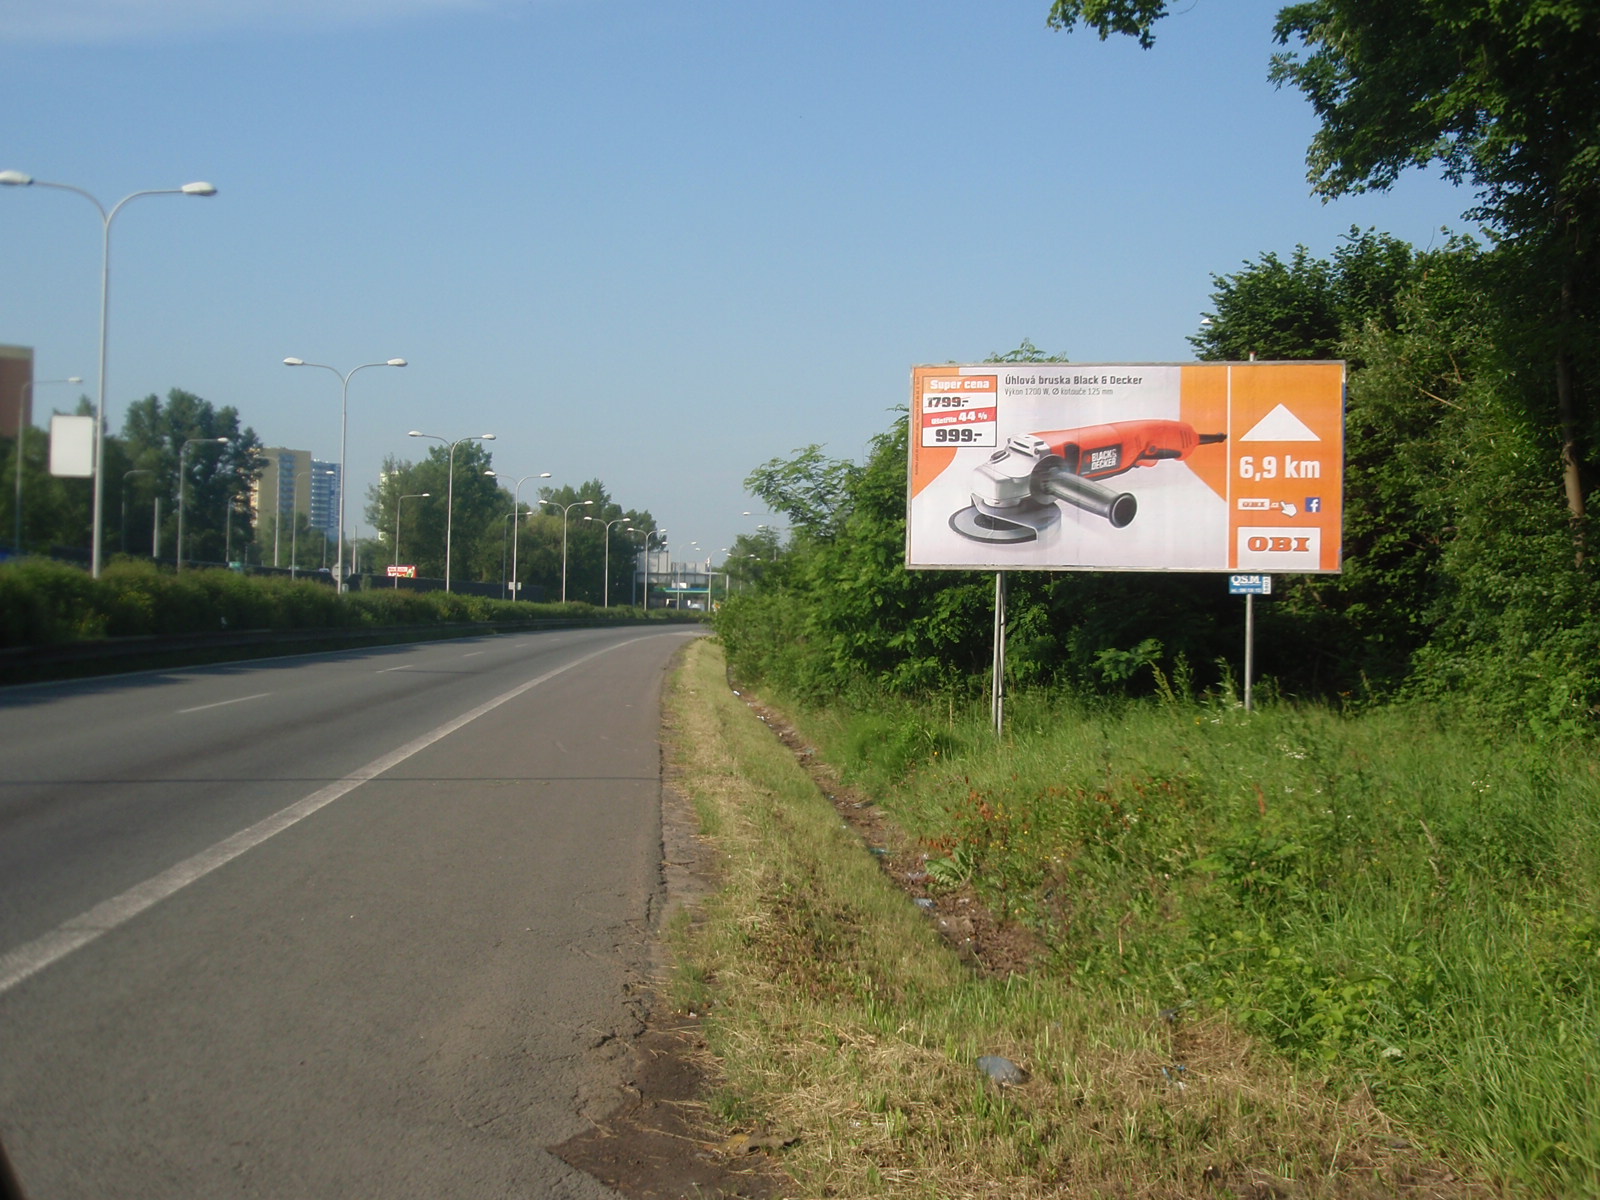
[906,361,1345,573]
[49,414,95,478]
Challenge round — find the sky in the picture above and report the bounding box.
[3,0,1478,567]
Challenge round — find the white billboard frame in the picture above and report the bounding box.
[906,361,1346,574]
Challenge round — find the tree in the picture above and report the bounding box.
[118,389,264,565]
[1047,0,1600,532]
[987,337,1069,363]
[521,480,652,605]
[1190,228,1417,364]
[364,441,500,584]
[744,445,862,541]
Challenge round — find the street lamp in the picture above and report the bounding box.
[487,471,551,602]
[121,467,153,554]
[408,430,494,592]
[283,356,407,594]
[743,511,785,560]
[537,498,594,603]
[176,436,228,571]
[583,515,634,608]
[394,492,429,588]
[1,171,216,578]
[13,375,82,553]
[639,528,668,611]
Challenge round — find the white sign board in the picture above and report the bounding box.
[49,414,95,477]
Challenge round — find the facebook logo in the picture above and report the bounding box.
[1305,497,1323,513]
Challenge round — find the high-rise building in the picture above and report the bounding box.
[309,461,340,538]
[0,345,35,442]
[252,450,340,563]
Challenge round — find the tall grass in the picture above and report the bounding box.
[665,642,1496,1197]
[788,688,1600,1194]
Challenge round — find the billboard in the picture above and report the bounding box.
[907,361,1345,573]
[48,414,95,478]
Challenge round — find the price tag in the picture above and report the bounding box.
[920,375,998,448]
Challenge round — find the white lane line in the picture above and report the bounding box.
[378,664,414,673]
[0,635,651,996]
[462,651,485,658]
[177,692,272,715]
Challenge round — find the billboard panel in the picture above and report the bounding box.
[907,361,1345,573]
[48,414,95,478]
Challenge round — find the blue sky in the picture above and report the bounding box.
[4,0,1475,566]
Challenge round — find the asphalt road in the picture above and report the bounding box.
[0,626,702,1199]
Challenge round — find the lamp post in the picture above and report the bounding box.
[639,528,668,611]
[394,492,429,588]
[537,498,594,603]
[121,468,152,554]
[1,171,216,578]
[408,431,494,592]
[583,515,634,608]
[742,511,785,560]
[176,436,228,571]
[13,375,83,553]
[487,471,551,602]
[283,356,406,594]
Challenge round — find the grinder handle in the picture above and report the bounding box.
[1038,466,1137,528]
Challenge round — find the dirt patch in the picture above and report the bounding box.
[549,1017,789,1199]
[736,692,1044,977]
[548,682,794,1200]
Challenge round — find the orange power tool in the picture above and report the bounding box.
[950,419,1226,543]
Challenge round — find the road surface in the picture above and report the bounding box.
[0,626,701,1198]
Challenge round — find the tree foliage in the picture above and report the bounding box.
[744,445,862,541]
[1051,0,1600,528]
[118,389,264,564]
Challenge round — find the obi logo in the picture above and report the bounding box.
[1247,535,1310,553]
[1237,526,1321,568]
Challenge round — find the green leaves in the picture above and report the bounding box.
[1045,0,1172,48]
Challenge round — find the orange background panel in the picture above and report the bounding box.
[1178,365,1230,501]
[909,366,967,497]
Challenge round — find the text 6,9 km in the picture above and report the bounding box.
[1238,455,1322,481]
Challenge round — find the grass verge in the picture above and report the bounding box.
[662,638,1488,1199]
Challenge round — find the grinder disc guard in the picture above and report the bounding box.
[949,498,1060,543]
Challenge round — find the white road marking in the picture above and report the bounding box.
[378,664,413,673]
[0,636,650,996]
[177,692,272,715]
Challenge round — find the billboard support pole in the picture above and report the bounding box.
[1244,592,1255,713]
[991,571,1007,736]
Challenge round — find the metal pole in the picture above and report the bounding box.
[273,460,281,567]
[445,446,456,592]
[991,571,1007,736]
[1244,592,1255,712]
[284,359,407,593]
[177,446,188,572]
[560,507,570,602]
